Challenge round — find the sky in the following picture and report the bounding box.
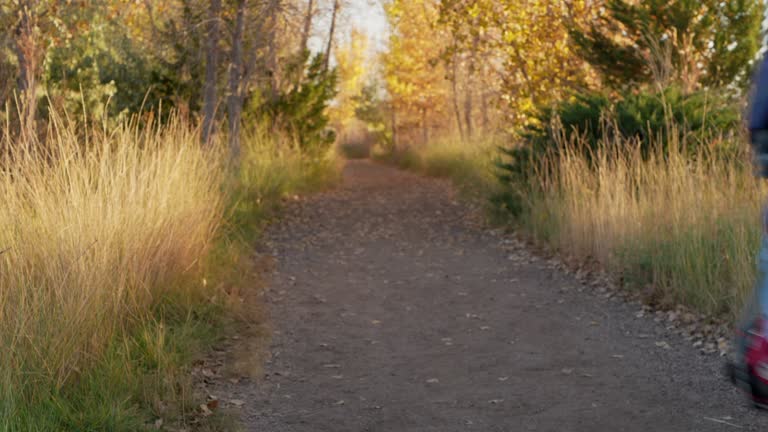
[346,0,390,52]
[308,0,390,56]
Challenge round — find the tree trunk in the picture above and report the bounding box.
[324,0,340,71]
[463,84,473,140]
[481,90,489,132]
[450,51,465,141]
[464,36,479,139]
[266,0,282,101]
[391,106,398,150]
[14,0,40,141]
[227,0,246,164]
[300,0,315,54]
[480,59,490,131]
[202,0,221,146]
[421,107,429,146]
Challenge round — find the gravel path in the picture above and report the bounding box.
[231,160,768,431]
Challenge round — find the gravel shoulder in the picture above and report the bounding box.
[227,160,768,431]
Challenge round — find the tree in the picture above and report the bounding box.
[384,0,451,145]
[354,81,393,147]
[8,0,93,136]
[13,0,42,135]
[300,0,315,54]
[202,0,222,145]
[267,54,338,151]
[328,28,368,129]
[570,0,763,91]
[323,0,340,71]
[437,0,597,128]
[227,0,246,163]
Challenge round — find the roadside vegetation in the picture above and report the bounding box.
[360,0,766,322]
[0,0,343,430]
[0,114,337,430]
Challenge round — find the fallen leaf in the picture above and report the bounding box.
[199,403,213,417]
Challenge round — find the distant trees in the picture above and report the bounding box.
[376,0,764,141]
[384,0,451,145]
[329,29,369,130]
[380,0,596,139]
[0,0,344,162]
[570,0,763,91]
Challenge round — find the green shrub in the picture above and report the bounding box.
[524,86,740,156]
[263,54,339,153]
[496,85,743,215]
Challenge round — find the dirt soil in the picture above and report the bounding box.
[226,160,768,431]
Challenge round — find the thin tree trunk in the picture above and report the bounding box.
[324,0,340,71]
[14,0,39,141]
[202,0,221,146]
[143,0,159,41]
[242,0,279,102]
[511,43,537,107]
[463,84,473,140]
[391,106,397,150]
[421,107,428,146]
[266,0,282,101]
[464,35,479,139]
[480,57,490,131]
[450,50,465,141]
[300,0,315,54]
[481,90,489,132]
[227,0,246,164]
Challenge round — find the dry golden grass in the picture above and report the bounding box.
[522,129,763,318]
[0,113,225,411]
[373,134,500,201]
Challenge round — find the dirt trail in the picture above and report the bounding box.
[230,160,768,431]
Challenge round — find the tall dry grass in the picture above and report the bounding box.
[373,134,500,201]
[0,113,225,420]
[231,124,339,233]
[521,127,763,318]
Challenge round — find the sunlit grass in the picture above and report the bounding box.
[519,129,763,319]
[0,113,225,427]
[230,124,340,236]
[373,134,500,201]
[382,126,764,320]
[0,113,337,429]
